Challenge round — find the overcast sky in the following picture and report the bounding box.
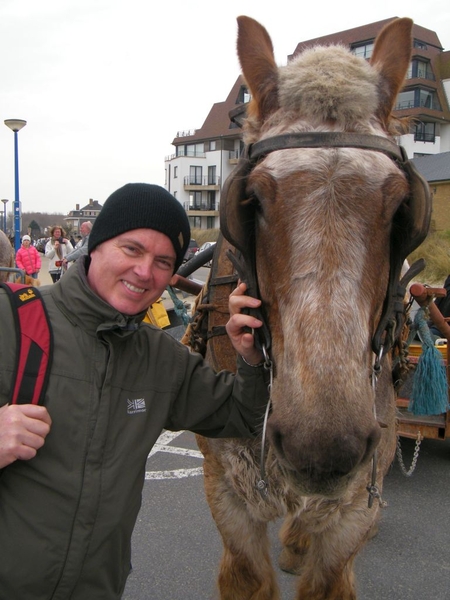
[1,0,449,216]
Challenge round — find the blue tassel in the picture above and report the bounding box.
[409,308,450,416]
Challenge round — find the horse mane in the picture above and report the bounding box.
[0,230,14,282]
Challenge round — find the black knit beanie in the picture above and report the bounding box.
[88,183,191,272]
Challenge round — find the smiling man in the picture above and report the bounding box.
[0,183,267,600]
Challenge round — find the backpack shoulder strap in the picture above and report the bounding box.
[0,283,53,405]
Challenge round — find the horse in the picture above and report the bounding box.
[184,15,431,600]
[0,230,15,282]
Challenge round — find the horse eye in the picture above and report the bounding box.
[244,192,262,211]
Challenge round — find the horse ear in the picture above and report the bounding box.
[236,16,280,123]
[220,150,255,255]
[370,18,413,127]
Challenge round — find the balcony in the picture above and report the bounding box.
[183,176,221,191]
[414,132,436,143]
[395,98,442,111]
[406,69,435,82]
[229,150,240,164]
[183,201,219,217]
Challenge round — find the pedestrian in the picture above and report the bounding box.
[0,183,268,600]
[62,221,92,268]
[15,234,41,279]
[44,225,74,282]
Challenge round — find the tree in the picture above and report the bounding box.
[28,220,41,239]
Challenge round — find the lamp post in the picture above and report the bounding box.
[4,119,27,252]
[1,199,8,233]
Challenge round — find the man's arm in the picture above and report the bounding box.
[63,236,88,265]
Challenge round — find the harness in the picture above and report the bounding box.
[220,131,431,357]
[188,123,432,503]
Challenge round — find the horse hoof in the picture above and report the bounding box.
[278,548,303,575]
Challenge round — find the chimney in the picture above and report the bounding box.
[76,204,80,210]
[89,198,94,206]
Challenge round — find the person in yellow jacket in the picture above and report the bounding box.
[143,297,171,328]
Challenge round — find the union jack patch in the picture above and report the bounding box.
[127,398,146,414]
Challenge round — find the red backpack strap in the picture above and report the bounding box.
[0,283,53,405]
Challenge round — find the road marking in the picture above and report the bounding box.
[145,430,204,480]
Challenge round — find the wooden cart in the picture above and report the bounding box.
[396,283,450,440]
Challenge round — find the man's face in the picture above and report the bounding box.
[80,223,90,236]
[87,228,176,315]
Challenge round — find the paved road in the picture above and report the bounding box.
[123,432,450,600]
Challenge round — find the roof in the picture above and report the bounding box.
[172,77,244,144]
[290,17,443,58]
[411,152,450,182]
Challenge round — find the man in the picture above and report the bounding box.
[62,220,92,267]
[0,183,267,600]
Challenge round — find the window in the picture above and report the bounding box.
[237,85,251,104]
[208,166,216,185]
[351,42,374,59]
[189,191,202,209]
[174,166,178,178]
[207,216,215,229]
[210,140,216,151]
[407,59,435,81]
[189,166,202,185]
[395,88,441,111]
[177,143,204,157]
[414,40,427,50]
[414,122,435,143]
[207,191,216,210]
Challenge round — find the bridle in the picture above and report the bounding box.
[223,130,428,357]
[220,126,431,502]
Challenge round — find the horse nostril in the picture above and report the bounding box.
[268,420,381,483]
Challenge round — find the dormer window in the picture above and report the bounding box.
[350,41,374,59]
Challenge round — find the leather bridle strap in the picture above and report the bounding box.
[249,132,405,163]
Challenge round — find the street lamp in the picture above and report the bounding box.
[1,199,8,233]
[4,119,27,252]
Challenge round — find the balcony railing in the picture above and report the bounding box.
[406,69,435,81]
[177,150,206,158]
[414,132,436,143]
[183,202,219,211]
[183,176,221,186]
[395,98,442,111]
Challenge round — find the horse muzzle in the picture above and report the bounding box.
[267,412,381,496]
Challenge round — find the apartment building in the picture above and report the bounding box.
[165,17,450,230]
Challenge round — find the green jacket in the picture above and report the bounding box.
[0,258,268,599]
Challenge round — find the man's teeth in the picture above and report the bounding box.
[124,281,145,293]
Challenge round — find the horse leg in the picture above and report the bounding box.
[293,489,379,600]
[198,438,280,600]
[278,514,310,575]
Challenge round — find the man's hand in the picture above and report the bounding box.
[226,282,265,366]
[0,404,52,469]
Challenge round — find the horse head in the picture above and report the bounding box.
[221,17,430,496]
